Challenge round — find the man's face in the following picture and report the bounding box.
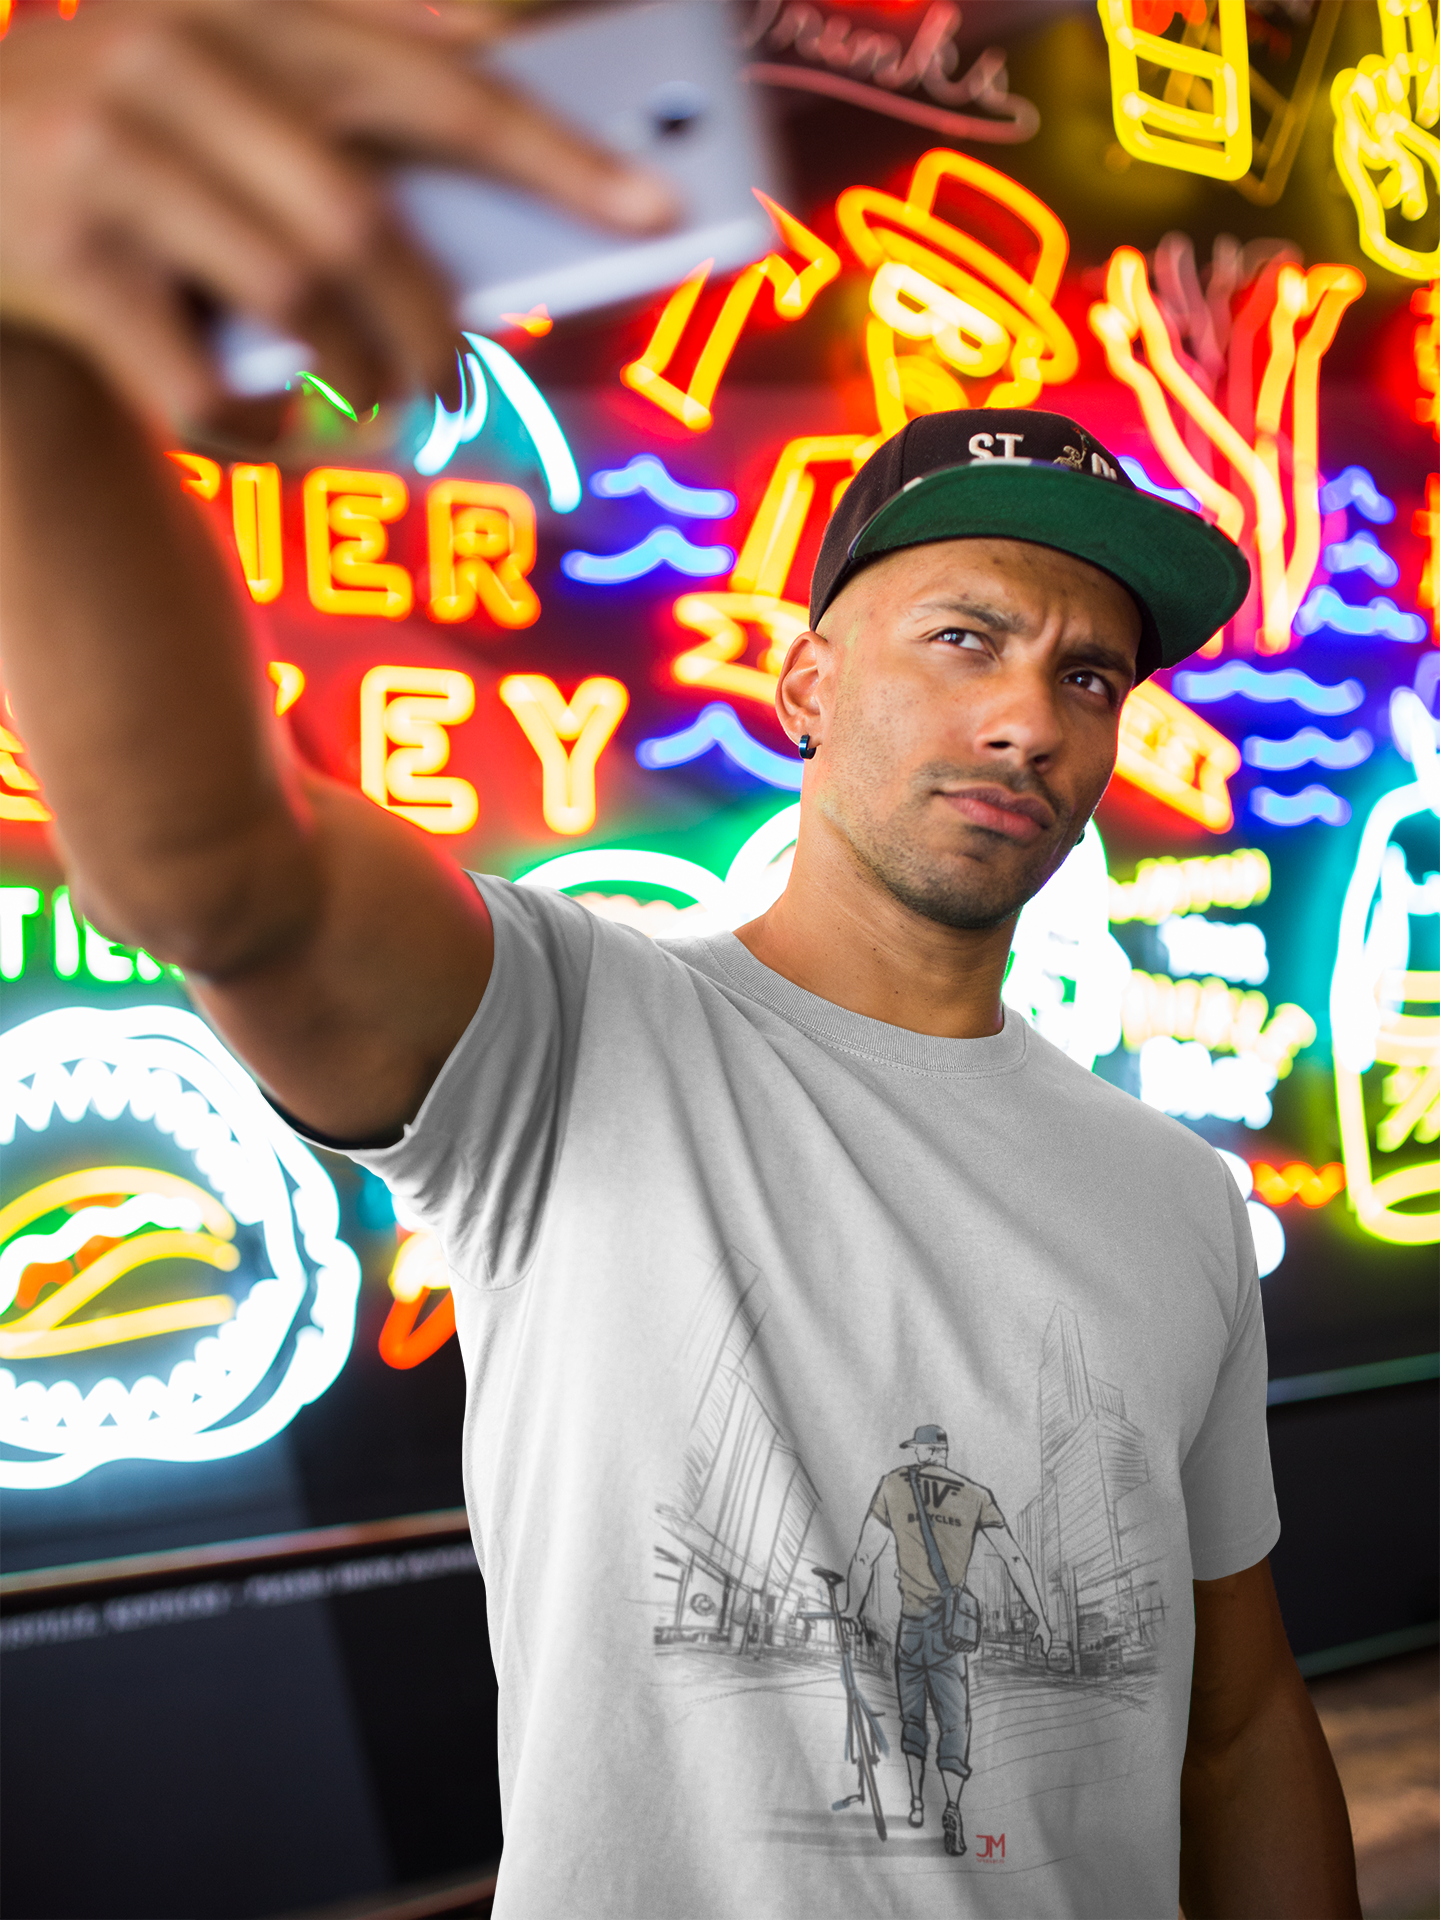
[800,537,1140,933]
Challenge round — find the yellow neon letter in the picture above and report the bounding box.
[232,463,284,603]
[498,675,629,836]
[426,481,540,628]
[1097,0,1252,180]
[360,666,478,835]
[304,468,412,619]
[165,451,222,501]
[267,662,305,716]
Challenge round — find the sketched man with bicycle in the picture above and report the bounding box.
[843,1424,1051,1857]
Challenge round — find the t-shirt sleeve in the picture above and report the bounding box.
[976,1486,1005,1530]
[345,875,597,1290]
[1180,1164,1281,1582]
[868,1477,893,1527]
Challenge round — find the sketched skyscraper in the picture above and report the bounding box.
[654,1255,821,1651]
[996,1305,1164,1675]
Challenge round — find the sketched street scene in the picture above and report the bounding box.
[650,1265,1167,1853]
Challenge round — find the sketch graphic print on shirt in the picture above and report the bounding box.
[652,1269,1170,1865]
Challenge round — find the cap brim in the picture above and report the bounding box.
[844,463,1250,676]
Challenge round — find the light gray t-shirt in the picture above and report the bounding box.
[350,875,1278,1920]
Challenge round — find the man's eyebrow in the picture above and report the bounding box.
[1062,639,1138,678]
[905,597,1029,634]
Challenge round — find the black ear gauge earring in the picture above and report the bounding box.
[797,734,817,760]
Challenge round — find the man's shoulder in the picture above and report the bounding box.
[1019,1020,1231,1186]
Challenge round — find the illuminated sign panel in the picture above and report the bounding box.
[2,6,1436,1531]
[0,1007,358,1487]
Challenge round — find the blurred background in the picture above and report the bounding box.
[0,0,1435,1915]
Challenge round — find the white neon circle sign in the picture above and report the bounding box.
[0,1005,359,1488]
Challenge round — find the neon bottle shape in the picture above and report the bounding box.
[1330,695,1440,1245]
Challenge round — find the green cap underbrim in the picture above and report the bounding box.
[847,463,1251,676]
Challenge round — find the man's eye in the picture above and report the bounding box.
[1067,669,1115,700]
[934,628,986,650]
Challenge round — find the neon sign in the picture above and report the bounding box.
[1097,0,1253,181]
[1333,47,1440,280]
[360,667,479,836]
[836,147,1078,426]
[497,677,630,837]
[637,703,803,790]
[1090,245,1364,653]
[1173,664,1365,714]
[1156,913,1268,985]
[1,722,49,824]
[1113,679,1241,832]
[0,887,174,985]
[561,527,734,585]
[1330,691,1440,1245]
[622,193,839,431]
[378,1229,455,1372]
[1108,848,1271,924]
[1250,785,1351,828]
[0,1006,359,1487]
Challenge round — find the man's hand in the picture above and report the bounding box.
[0,0,675,431]
[1180,1559,1360,1919]
[1031,1616,1052,1659]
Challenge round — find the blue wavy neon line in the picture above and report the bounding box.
[463,333,581,512]
[1249,785,1352,827]
[590,455,737,520]
[1173,663,1365,715]
[636,703,803,789]
[561,526,735,584]
[1241,727,1373,771]
[1322,531,1399,585]
[1293,586,1426,642]
[1318,465,1395,524]
[1117,456,1201,512]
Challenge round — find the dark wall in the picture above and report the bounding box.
[0,1563,502,1920]
[1268,1382,1440,1662]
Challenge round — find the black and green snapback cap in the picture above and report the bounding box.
[809,409,1251,682]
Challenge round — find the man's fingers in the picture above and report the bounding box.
[439,69,682,234]
[102,19,391,277]
[84,118,316,333]
[218,4,680,234]
[43,252,230,432]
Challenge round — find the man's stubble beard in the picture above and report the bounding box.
[823,758,1082,934]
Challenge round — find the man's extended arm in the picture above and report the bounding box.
[1180,1558,1359,1919]
[843,1513,890,1620]
[982,1522,1052,1654]
[0,2,670,1142]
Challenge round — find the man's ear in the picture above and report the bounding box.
[775,627,828,748]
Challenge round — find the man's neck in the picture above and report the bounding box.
[734,819,1015,1040]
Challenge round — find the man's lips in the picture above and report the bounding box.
[937,785,1056,842]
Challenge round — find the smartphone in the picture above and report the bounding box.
[218,0,780,394]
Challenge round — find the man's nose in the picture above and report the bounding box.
[972,662,1065,766]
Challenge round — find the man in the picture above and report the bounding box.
[0,6,1360,1915]
[845,1422,1051,1854]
